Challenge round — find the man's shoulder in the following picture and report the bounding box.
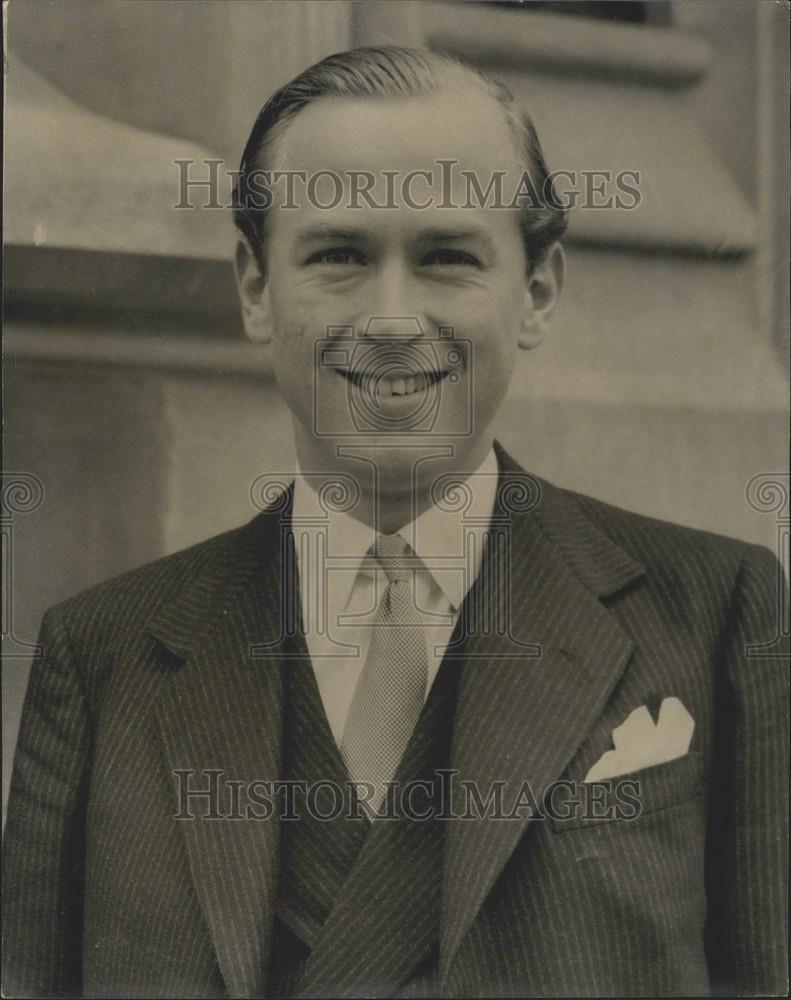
[497,442,752,569]
[566,483,747,559]
[543,476,776,597]
[46,516,259,641]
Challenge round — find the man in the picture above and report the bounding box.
[3,46,788,998]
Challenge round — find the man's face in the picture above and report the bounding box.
[242,87,560,484]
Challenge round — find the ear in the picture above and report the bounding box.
[518,242,566,351]
[234,235,272,344]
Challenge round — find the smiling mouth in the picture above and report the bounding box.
[335,368,450,397]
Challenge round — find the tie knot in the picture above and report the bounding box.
[372,532,413,584]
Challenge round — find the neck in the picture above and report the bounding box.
[293,432,495,534]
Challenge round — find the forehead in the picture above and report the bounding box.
[270,87,520,174]
[264,87,524,240]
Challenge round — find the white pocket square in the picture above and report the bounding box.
[584,697,695,781]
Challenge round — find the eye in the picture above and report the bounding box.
[421,249,481,268]
[306,248,367,266]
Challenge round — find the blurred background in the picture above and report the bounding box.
[3,0,789,813]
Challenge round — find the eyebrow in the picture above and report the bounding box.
[294,226,365,247]
[415,227,497,250]
[294,224,497,251]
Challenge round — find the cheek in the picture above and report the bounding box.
[268,273,351,351]
[455,301,523,383]
[268,319,313,401]
[268,291,314,364]
[472,339,519,405]
[269,281,302,334]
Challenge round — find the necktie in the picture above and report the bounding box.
[340,532,429,817]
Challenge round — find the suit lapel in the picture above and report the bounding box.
[439,448,645,977]
[149,488,300,998]
[142,448,645,991]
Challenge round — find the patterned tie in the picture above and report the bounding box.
[340,532,430,817]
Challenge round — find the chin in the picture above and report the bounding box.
[331,438,440,482]
[365,434,468,476]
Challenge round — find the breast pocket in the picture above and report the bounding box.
[549,750,704,833]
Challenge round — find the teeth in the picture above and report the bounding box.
[338,369,449,397]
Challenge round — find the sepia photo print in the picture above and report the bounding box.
[3,1,789,997]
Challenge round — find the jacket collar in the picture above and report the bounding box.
[145,443,645,994]
[146,444,643,659]
[438,442,644,975]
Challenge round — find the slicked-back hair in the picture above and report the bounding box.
[232,46,568,274]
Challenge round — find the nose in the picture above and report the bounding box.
[359,261,430,342]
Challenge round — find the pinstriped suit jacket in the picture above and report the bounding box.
[3,444,789,998]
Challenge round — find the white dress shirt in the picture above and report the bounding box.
[291,448,498,745]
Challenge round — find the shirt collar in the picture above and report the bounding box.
[292,446,498,614]
[398,447,497,611]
